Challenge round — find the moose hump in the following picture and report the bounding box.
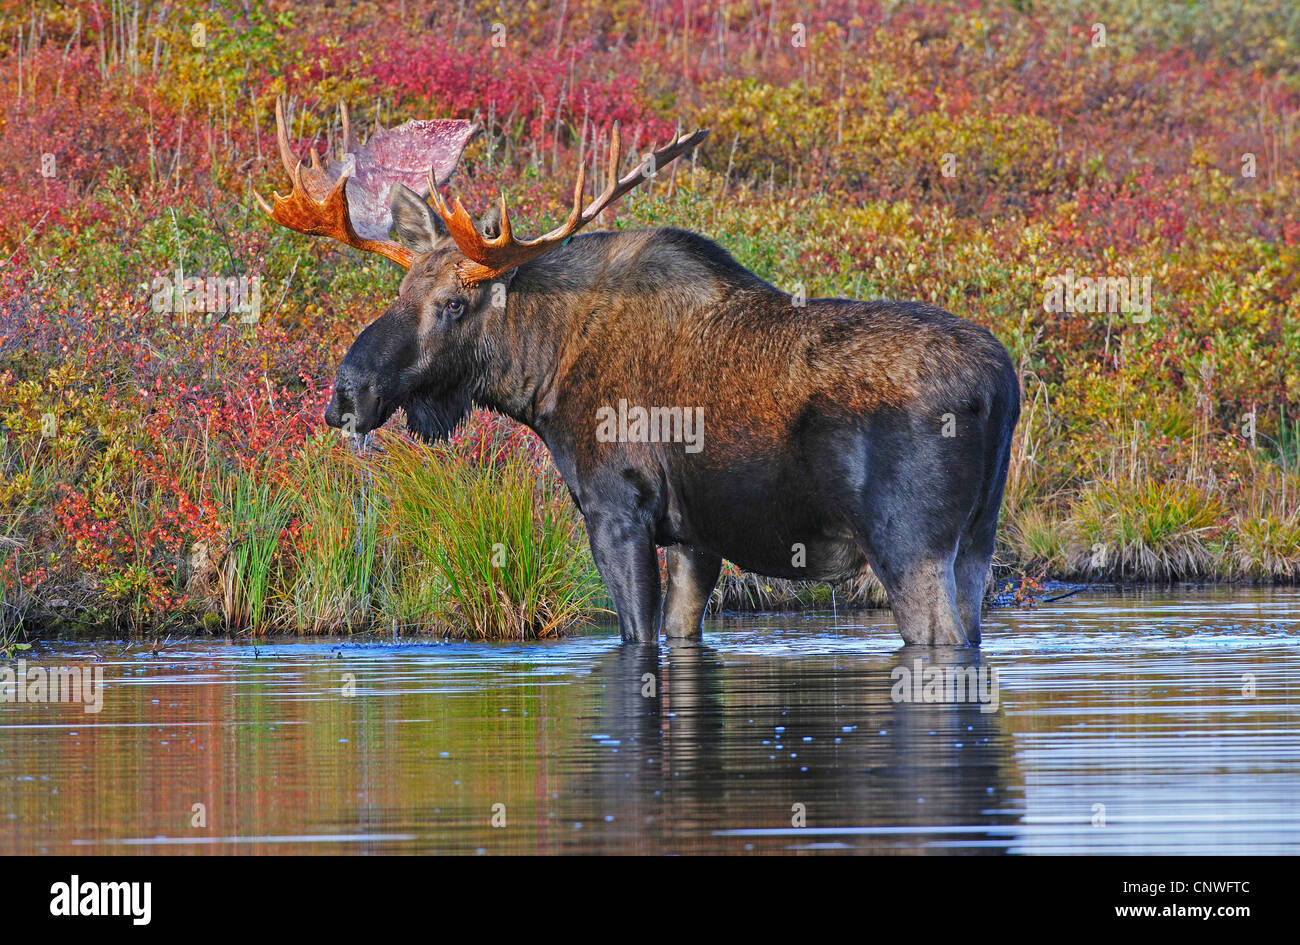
[332,118,480,242]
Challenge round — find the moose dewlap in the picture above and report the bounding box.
[257,99,1020,645]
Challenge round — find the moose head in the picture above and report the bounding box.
[256,99,707,442]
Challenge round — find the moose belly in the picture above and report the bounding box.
[659,457,868,583]
[713,533,869,583]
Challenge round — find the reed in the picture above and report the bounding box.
[281,436,380,633]
[1069,478,1224,581]
[218,472,290,632]
[375,436,607,639]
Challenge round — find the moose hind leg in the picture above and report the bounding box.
[660,545,722,640]
[848,423,978,646]
[955,435,1011,645]
[848,488,968,646]
[870,550,968,646]
[954,518,996,645]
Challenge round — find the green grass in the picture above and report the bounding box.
[219,472,292,632]
[1232,512,1300,580]
[1070,479,1224,580]
[192,434,610,640]
[1003,505,1071,574]
[282,435,380,633]
[1261,405,1300,471]
[377,438,607,639]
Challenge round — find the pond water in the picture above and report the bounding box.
[1,587,1297,855]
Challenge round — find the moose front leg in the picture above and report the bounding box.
[661,545,722,640]
[584,511,661,642]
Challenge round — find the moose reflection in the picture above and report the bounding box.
[570,642,1018,853]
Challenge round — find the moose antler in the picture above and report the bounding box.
[255,97,480,269]
[428,122,709,285]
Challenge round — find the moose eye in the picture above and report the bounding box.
[443,298,466,319]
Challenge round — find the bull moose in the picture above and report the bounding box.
[256,101,1019,646]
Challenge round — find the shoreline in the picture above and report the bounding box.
[9,579,1299,645]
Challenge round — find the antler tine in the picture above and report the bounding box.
[339,100,353,156]
[593,121,624,216]
[526,152,588,244]
[425,155,586,264]
[256,96,415,270]
[495,193,515,244]
[569,158,589,230]
[589,121,627,224]
[426,166,491,260]
[253,187,274,217]
[579,122,709,227]
[275,97,298,179]
[427,120,707,285]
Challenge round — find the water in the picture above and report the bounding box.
[1,587,1296,855]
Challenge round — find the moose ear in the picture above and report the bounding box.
[389,183,449,252]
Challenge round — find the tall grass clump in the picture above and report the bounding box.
[282,435,380,633]
[378,438,605,639]
[1230,466,1300,581]
[219,473,291,632]
[0,516,29,653]
[1069,478,1224,580]
[1233,513,1300,581]
[1002,505,1071,575]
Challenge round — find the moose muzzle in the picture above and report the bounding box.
[324,382,385,435]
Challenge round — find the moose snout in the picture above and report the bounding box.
[324,381,383,434]
[324,389,346,428]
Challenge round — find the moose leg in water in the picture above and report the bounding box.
[583,508,661,643]
[842,412,980,646]
[661,546,722,641]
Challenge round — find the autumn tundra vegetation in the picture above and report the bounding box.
[0,1,1297,641]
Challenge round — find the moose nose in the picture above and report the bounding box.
[324,389,348,428]
[325,382,383,434]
